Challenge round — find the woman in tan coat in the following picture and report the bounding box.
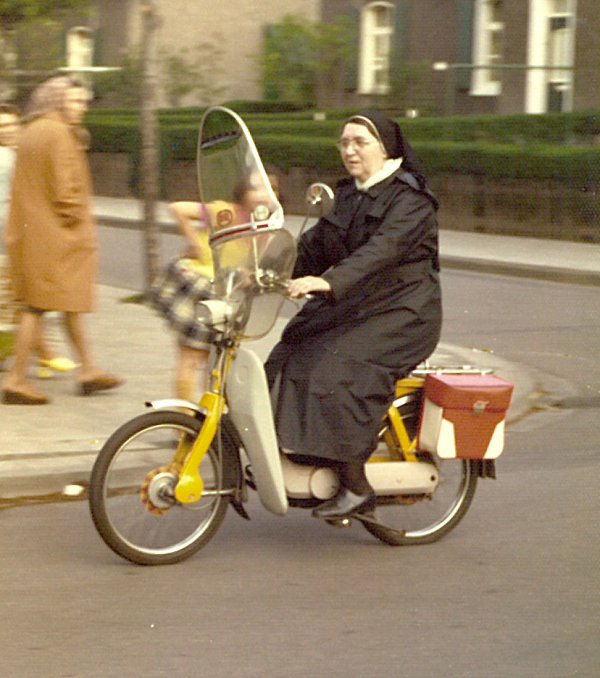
[2,76,121,404]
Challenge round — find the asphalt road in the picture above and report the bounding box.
[1,270,598,677]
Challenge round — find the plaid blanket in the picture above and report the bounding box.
[148,257,215,350]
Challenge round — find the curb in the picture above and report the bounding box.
[94,205,600,288]
[441,254,600,287]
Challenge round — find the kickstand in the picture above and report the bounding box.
[352,511,407,538]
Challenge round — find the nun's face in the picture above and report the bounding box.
[338,122,387,183]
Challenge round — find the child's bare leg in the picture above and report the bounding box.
[175,343,210,403]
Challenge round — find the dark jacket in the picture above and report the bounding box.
[265,169,442,463]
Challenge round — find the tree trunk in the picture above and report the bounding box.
[139,0,161,291]
[0,28,17,101]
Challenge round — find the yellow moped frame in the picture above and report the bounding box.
[173,356,232,504]
[173,371,426,505]
[373,376,425,464]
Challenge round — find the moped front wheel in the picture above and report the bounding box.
[362,457,478,546]
[89,410,233,565]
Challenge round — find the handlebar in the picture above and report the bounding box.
[256,271,316,300]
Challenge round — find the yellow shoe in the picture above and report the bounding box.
[37,357,79,379]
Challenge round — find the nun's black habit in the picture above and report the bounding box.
[265,111,442,465]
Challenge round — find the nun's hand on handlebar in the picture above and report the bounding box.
[287,276,332,299]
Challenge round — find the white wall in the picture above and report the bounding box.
[127,0,320,104]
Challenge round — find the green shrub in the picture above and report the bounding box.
[84,109,600,188]
[415,141,600,186]
[399,112,600,144]
[85,108,600,146]
[247,118,341,139]
[222,100,306,114]
[87,118,140,154]
[254,134,339,172]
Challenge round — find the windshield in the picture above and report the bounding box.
[197,107,295,340]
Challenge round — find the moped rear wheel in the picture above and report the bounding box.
[362,456,478,546]
[89,410,233,565]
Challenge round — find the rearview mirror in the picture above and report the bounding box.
[305,182,334,217]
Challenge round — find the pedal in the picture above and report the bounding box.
[325,517,352,528]
[243,465,256,490]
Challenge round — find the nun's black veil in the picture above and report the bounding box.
[348,109,429,191]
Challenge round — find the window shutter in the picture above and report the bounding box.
[389,0,409,94]
[456,0,475,90]
[93,29,103,66]
[343,6,360,91]
[392,0,409,64]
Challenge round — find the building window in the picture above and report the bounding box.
[472,0,504,96]
[358,2,395,95]
[526,0,577,113]
[66,26,95,97]
[546,0,576,111]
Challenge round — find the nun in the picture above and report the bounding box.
[266,110,442,519]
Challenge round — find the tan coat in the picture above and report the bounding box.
[4,112,97,312]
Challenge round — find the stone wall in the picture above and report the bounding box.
[89,153,600,243]
[431,174,599,243]
[89,153,132,198]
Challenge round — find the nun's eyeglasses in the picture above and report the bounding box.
[336,137,375,151]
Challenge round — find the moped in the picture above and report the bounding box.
[89,107,512,565]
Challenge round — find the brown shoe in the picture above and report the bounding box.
[79,373,123,396]
[3,387,50,405]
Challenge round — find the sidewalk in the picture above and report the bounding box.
[94,196,600,287]
[0,196,599,501]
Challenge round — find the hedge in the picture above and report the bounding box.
[85,110,600,189]
[249,135,600,186]
[413,141,600,184]
[86,108,600,143]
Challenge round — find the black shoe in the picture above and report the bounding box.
[312,488,376,520]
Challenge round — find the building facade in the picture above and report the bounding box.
[91,0,319,105]
[90,0,599,113]
[321,0,600,114]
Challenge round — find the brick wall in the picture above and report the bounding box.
[89,153,600,243]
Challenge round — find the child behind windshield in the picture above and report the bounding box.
[150,171,280,404]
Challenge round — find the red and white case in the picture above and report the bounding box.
[418,374,514,460]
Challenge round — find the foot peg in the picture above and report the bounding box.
[325,517,352,528]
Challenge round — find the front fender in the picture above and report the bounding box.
[146,398,250,519]
[145,398,206,417]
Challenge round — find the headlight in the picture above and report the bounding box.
[196,299,235,328]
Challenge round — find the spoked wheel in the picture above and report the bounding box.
[362,456,478,546]
[89,410,234,565]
